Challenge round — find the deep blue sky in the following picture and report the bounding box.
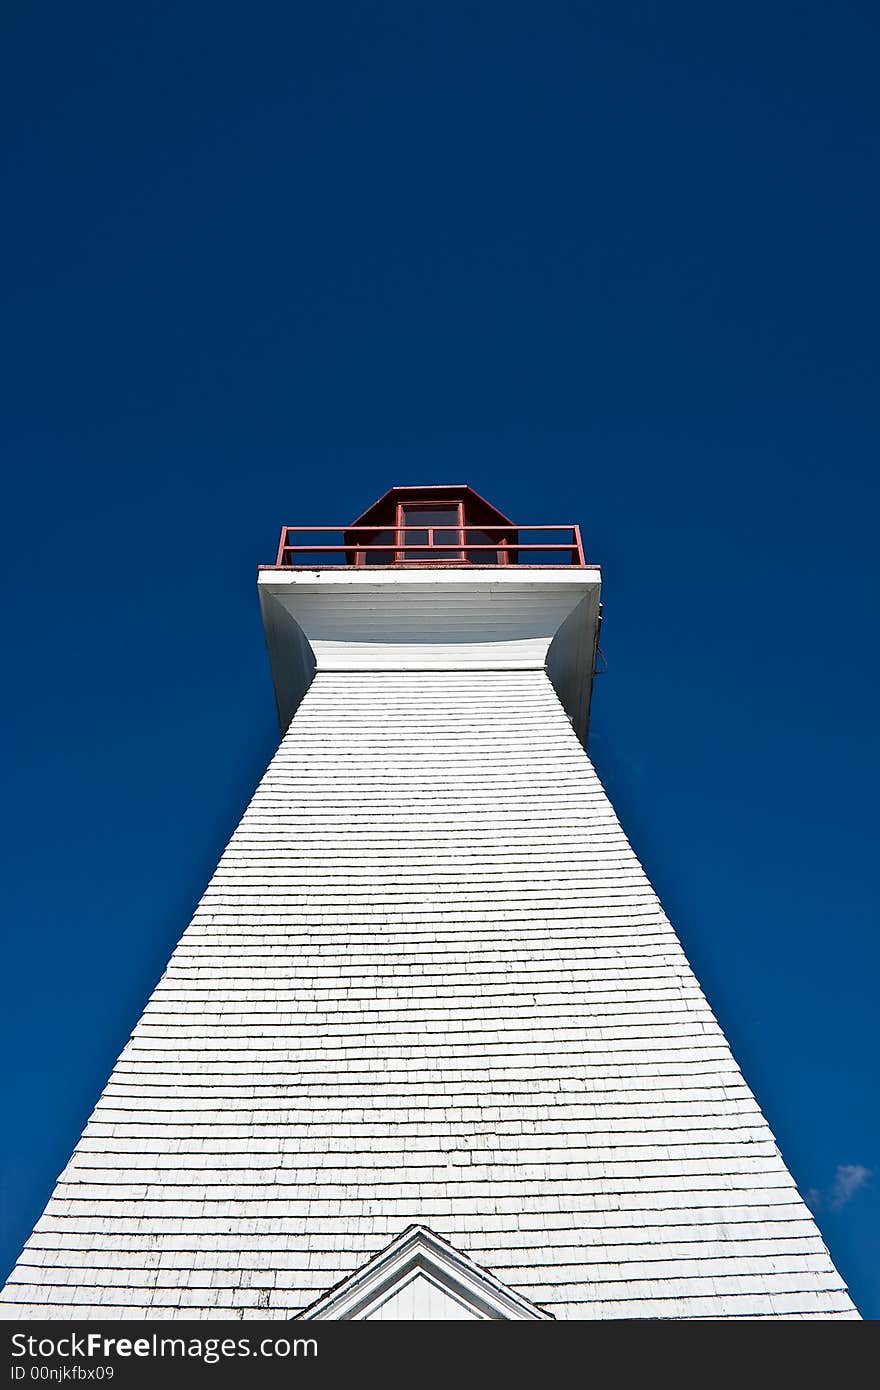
[2,1,878,1319]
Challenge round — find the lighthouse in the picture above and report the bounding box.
[1,485,858,1319]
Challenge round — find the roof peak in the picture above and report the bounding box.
[349,483,514,527]
[296,1224,554,1320]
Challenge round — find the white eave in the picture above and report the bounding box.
[257,566,602,745]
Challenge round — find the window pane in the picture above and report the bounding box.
[401,507,460,527]
[401,505,462,559]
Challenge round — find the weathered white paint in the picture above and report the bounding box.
[0,562,859,1320]
[368,1276,481,1321]
[367,1273,478,1317]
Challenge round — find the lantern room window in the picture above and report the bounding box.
[359,495,513,565]
[338,485,532,567]
[399,502,464,562]
[356,492,516,565]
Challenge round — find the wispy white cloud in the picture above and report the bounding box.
[829,1164,872,1211]
[807,1164,873,1213]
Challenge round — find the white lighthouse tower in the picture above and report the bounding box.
[1,485,858,1319]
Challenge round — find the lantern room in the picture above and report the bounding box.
[272,484,586,567]
[344,484,515,566]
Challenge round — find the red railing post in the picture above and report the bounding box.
[574,526,585,567]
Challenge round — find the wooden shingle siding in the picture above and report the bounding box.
[1,669,858,1319]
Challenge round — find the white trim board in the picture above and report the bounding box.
[296,1225,554,1321]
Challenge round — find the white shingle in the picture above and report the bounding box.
[0,662,857,1320]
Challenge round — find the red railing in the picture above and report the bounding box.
[264,524,589,568]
